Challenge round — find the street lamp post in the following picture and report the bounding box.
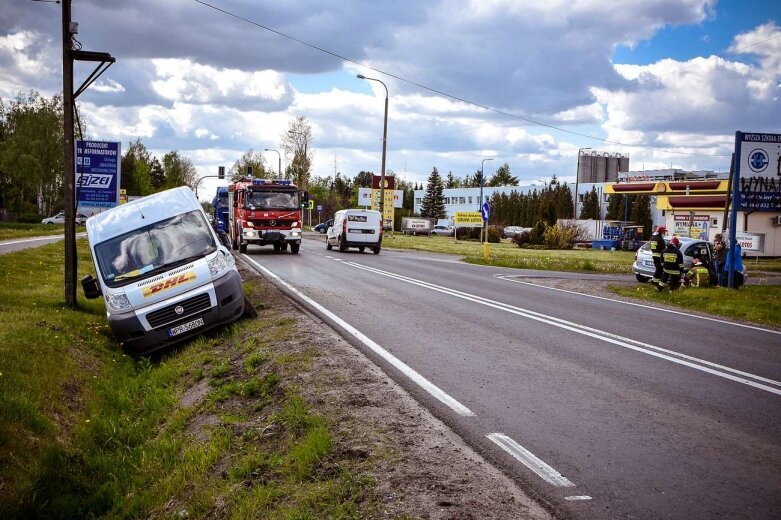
[480,157,493,243]
[264,148,281,177]
[575,147,591,218]
[357,74,389,229]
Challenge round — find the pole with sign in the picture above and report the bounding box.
[730,131,781,287]
[76,140,121,216]
[482,202,491,260]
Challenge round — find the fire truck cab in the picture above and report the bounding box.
[227,178,307,254]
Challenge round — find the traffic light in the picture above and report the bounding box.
[218,166,225,179]
[247,165,253,177]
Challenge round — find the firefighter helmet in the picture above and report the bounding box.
[656,225,667,234]
[670,236,680,247]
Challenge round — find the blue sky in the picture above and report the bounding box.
[1,0,779,198]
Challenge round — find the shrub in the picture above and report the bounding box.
[457,227,480,240]
[486,226,501,243]
[512,230,531,247]
[528,221,547,245]
[543,225,575,249]
[19,213,43,224]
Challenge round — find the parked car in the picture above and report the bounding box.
[326,209,382,254]
[501,226,527,239]
[431,225,454,236]
[42,211,88,225]
[314,219,333,233]
[632,236,746,285]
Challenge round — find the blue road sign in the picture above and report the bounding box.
[76,140,121,211]
[481,202,490,222]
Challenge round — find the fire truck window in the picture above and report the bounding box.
[247,191,298,210]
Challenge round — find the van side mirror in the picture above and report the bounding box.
[81,275,102,299]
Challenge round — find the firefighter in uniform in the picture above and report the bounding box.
[650,225,667,288]
[659,236,684,291]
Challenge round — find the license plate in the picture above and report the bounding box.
[168,317,204,337]
[348,228,374,234]
[643,260,654,267]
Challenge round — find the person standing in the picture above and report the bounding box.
[659,236,684,292]
[650,225,667,288]
[713,233,727,287]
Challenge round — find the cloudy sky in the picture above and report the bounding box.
[2,0,779,199]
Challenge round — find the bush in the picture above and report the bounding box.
[543,224,575,249]
[457,227,480,240]
[19,213,43,224]
[487,226,501,243]
[528,221,547,245]
[512,231,531,247]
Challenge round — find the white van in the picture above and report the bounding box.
[325,209,383,254]
[80,187,246,355]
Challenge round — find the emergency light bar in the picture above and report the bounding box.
[251,179,292,186]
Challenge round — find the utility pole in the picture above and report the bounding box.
[63,0,77,307]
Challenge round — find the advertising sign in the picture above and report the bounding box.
[358,187,403,208]
[76,140,121,214]
[673,214,710,240]
[454,212,483,228]
[734,232,764,253]
[735,132,781,212]
[401,217,433,234]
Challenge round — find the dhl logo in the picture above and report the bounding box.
[142,272,196,298]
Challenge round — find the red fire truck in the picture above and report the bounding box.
[227,178,308,254]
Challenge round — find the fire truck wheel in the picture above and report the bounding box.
[273,243,281,252]
[231,236,238,250]
[290,243,300,254]
[281,242,288,251]
[239,236,247,253]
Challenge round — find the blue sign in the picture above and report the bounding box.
[76,140,121,210]
[735,132,781,212]
[481,202,490,222]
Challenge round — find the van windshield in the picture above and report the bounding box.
[246,189,298,210]
[94,210,216,287]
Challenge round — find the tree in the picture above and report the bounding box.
[605,193,625,220]
[630,195,653,238]
[121,138,153,196]
[230,149,269,181]
[488,162,518,187]
[0,92,65,217]
[162,150,197,190]
[579,187,600,220]
[420,167,446,220]
[353,171,373,188]
[281,116,313,189]
[149,157,165,190]
[445,171,461,189]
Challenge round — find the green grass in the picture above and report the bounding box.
[0,240,377,518]
[383,233,635,274]
[609,284,781,327]
[0,222,86,241]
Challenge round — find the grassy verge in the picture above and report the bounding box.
[0,222,86,241]
[609,284,781,327]
[383,234,635,274]
[0,240,375,518]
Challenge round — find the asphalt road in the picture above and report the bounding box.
[0,232,87,255]
[240,234,781,519]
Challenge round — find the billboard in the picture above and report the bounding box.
[76,140,121,215]
[735,132,781,212]
[357,187,403,208]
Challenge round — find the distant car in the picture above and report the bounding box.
[632,236,746,284]
[431,225,453,236]
[314,219,333,234]
[42,211,87,225]
[502,226,527,239]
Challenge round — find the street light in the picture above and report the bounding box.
[264,148,281,177]
[480,157,494,244]
[357,74,389,228]
[575,147,591,218]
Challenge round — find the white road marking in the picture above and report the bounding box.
[565,496,593,501]
[495,274,781,336]
[240,255,476,417]
[343,261,781,396]
[487,433,574,487]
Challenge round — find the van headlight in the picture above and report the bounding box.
[105,289,131,312]
[208,250,232,277]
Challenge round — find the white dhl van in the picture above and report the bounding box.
[81,186,246,354]
[325,209,383,254]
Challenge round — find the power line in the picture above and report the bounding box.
[194,0,735,158]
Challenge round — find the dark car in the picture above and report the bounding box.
[314,219,333,233]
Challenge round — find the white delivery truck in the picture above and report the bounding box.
[325,209,383,254]
[80,187,247,355]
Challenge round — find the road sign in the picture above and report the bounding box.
[316,205,322,212]
[481,202,490,222]
[734,132,781,212]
